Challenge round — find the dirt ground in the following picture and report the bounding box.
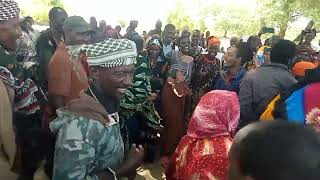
[0,153,165,180]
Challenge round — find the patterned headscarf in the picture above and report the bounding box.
[147,37,162,48]
[187,90,240,139]
[84,38,137,68]
[0,0,20,21]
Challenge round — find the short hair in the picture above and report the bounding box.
[164,24,175,31]
[128,34,144,53]
[270,39,297,65]
[236,42,253,65]
[48,7,67,22]
[177,36,190,46]
[236,121,320,180]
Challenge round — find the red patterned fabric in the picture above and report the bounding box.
[166,90,240,180]
[166,136,232,180]
[187,90,240,139]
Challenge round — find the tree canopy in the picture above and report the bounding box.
[19,0,64,24]
[166,0,320,38]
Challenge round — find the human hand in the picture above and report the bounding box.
[147,93,158,101]
[125,144,144,170]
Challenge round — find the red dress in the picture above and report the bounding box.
[165,90,240,180]
[166,136,232,180]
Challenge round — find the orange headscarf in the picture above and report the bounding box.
[292,61,317,77]
[208,37,221,47]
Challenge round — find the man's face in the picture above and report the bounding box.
[230,38,238,47]
[305,32,315,43]
[115,26,121,33]
[156,21,162,29]
[163,28,176,44]
[149,44,161,59]
[249,36,262,52]
[0,17,22,51]
[90,18,97,28]
[179,37,191,54]
[51,11,68,33]
[65,30,91,45]
[95,65,135,99]
[191,33,200,47]
[224,47,241,67]
[206,31,210,38]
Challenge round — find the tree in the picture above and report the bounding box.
[117,19,127,28]
[19,0,64,24]
[166,2,195,31]
[258,0,320,38]
[201,2,260,37]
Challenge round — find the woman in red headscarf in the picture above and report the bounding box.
[166,90,240,180]
[191,36,221,110]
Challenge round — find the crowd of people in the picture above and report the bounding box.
[1,0,320,180]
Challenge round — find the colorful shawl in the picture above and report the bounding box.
[120,55,162,131]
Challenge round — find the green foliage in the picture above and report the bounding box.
[202,3,260,37]
[166,3,195,31]
[20,0,64,25]
[257,0,320,37]
[117,19,127,28]
[165,0,320,38]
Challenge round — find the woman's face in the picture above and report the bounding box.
[208,44,220,57]
[175,70,186,83]
[149,44,161,59]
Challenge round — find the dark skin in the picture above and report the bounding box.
[115,26,121,34]
[191,31,201,48]
[50,10,68,44]
[179,37,192,56]
[222,47,242,81]
[163,27,176,46]
[92,65,135,99]
[50,28,91,109]
[91,65,144,179]
[207,44,220,59]
[90,17,98,28]
[0,17,22,52]
[228,125,256,180]
[155,21,162,30]
[64,29,91,46]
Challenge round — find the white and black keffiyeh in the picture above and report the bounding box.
[0,0,20,21]
[84,38,137,68]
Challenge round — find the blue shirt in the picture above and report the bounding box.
[213,68,246,94]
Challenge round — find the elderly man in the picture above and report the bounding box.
[0,1,46,179]
[51,38,144,180]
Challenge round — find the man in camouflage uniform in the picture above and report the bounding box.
[50,38,144,180]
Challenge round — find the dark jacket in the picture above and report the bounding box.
[239,63,297,128]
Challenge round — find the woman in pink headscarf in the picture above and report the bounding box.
[166,90,240,180]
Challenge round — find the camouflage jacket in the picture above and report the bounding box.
[50,109,124,180]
